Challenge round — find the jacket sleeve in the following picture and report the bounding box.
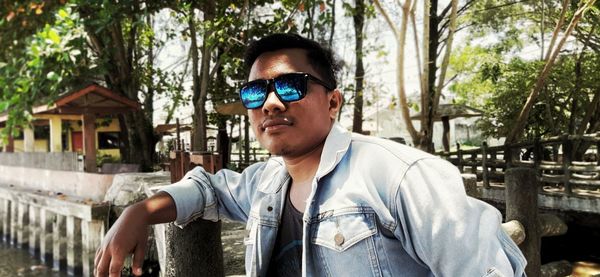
[159,162,267,227]
[392,158,527,277]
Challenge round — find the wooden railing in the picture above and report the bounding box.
[439,133,600,196]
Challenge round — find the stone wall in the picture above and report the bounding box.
[0,165,113,201]
[0,152,81,171]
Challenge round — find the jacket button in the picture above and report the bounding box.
[334,233,345,246]
[267,206,273,212]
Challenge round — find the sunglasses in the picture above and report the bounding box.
[239,72,335,109]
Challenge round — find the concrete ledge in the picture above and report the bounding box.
[0,184,109,221]
[0,165,113,201]
[477,186,600,214]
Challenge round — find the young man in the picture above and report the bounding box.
[94,33,526,277]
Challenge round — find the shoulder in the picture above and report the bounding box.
[346,134,460,185]
[349,133,438,166]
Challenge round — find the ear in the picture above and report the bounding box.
[328,89,343,120]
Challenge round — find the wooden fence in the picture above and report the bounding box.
[439,133,600,196]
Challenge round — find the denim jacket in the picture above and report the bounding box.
[161,123,527,277]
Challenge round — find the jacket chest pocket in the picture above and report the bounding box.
[310,211,383,276]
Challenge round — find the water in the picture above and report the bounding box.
[0,242,67,277]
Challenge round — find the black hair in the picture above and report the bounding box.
[243,33,340,89]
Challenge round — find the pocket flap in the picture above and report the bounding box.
[311,212,377,252]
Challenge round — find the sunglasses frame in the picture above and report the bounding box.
[239,72,335,109]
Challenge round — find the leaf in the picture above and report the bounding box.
[47,71,59,81]
[47,29,61,44]
[58,9,68,19]
[0,101,9,112]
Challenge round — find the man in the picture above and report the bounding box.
[94,33,526,277]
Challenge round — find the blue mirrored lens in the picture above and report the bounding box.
[240,82,267,109]
[275,75,305,102]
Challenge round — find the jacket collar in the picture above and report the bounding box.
[315,122,352,180]
[257,122,351,193]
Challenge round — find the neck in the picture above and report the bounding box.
[283,141,325,184]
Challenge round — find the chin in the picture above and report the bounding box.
[263,143,292,157]
[266,147,290,157]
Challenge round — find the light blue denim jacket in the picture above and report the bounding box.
[161,123,527,277]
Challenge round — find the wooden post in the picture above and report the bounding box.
[482,142,490,189]
[169,151,181,183]
[10,199,18,245]
[66,216,83,276]
[164,151,224,277]
[28,205,40,256]
[505,168,541,277]
[53,214,67,271]
[504,144,513,169]
[82,113,97,173]
[40,209,55,264]
[82,220,105,277]
[533,138,542,192]
[562,135,572,195]
[17,202,29,248]
[597,139,600,166]
[490,148,497,178]
[442,115,451,152]
[0,199,8,242]
[49,116,63,152]
[164,221,224,277]
[456,143,463,173]
[471,152,477,174]
[24,126,35,152]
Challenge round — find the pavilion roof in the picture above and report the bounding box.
[0,83,141,124]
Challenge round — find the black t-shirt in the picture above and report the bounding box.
[266,189,304,276]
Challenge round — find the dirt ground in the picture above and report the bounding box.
[221,220,246,276]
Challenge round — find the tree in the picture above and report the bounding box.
[452,0,600,146]
[505,0,598,144]
[77,0,171,170]
[374,0,469,151]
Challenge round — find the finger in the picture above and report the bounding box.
[132,239,147,276]
[108,253,125,277]
[94,248,103,276]
[95,249,112,277]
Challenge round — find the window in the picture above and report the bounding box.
[98,132,122,149]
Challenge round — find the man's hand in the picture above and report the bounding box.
[94,204,149,276]
[94,192,177,277]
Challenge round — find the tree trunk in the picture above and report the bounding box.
[191,2,216,152]
[352,0,366,134]
[373,0,419,144]
[189,8,202,152]
[421,0,439,152]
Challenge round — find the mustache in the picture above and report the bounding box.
[260,115,294,129]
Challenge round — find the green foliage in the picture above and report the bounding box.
[451,0,600,140]
[0,4,89,139]
[454,53,600,139]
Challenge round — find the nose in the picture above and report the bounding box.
[261,86,286,115]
